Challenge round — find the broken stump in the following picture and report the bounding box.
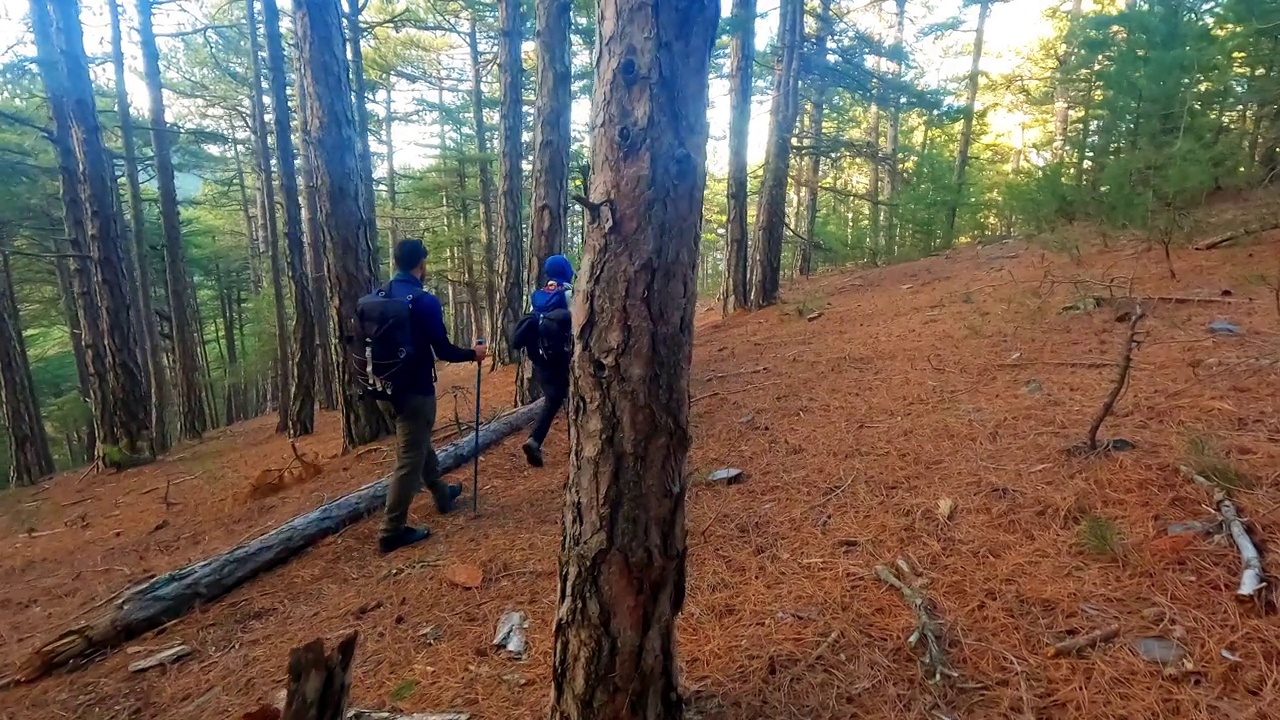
[283,631,359,720]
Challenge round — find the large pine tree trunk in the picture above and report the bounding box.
[721,0,755,315]
[496,0,524,367]
[108,0,169,453]
[799,0,832,277]
[293,42,338,412]
[748,0,802,309]
[40,0,154,464]
[294,0,390,450]
[0,250,56,486]
[138,0,206,442]
[52,254,97,456]
[944,0,991,245]
[262,0,318,437]
[345,0,379,269]
[467,15,500,358]
[548,0,719,716]
[246,0,293,434]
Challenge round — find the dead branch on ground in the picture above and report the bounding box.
[1182,467,1268,599]
[1046,625,1120,657]
[691,380,782,404]
[1086,303,1145,452]
[874,558,956,685]
[703,366,768,382]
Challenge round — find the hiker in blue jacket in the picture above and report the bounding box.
[513,254,575,467]
[362,238,487,553]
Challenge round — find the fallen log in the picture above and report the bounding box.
[4,400,542,687]
[1193,221,1280,251]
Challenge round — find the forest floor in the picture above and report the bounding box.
[3,194,1279,720]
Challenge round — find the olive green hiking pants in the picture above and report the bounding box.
[379,394,449,539]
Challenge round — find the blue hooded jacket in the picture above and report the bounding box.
[531,255,575,313]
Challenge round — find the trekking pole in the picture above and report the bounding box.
[473,338,484,516]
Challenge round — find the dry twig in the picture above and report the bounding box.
[874,558,956,685]
[1046,625,1120,657]
[1086,303,1144,451]
[691,380,782,404]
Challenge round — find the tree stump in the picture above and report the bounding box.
[282,631,359,720]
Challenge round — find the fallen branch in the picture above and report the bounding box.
[874,558,955,685]
[1000,359,1117,368]
[1085,303,1144,452]
[1046,625,1120,657]
[1182,467,1268,599]
[1193,221,1280,251]
[1142,295,1243,304]
[4,401,543,687]
[703,366,768,382]
[691,380,782,404]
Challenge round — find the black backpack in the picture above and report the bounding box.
[512,307,572,367]
[353,286,434,400]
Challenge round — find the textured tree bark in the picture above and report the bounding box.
[40,0,154,464]
[138,0,206,442]
[0,251,56,486]
[261,0,318,437]
[214,264,243,424]
[548,0,718,716]
[282,632,358,720]
[944,0,991,245]
[345,0,379,269]
[246,0,293,434]
[496,0,524,366]
[749,0,802,309]
[799,0,833,277]
[467,15,501,360]
[456,158,487,340]
[52,253,96,457]
[721,0,755,315]
[294,0,390,450]
[107,0,169,454]
[882,0,905,259]
[294,42,338,412]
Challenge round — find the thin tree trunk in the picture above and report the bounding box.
[721,0,755,314]
[215,264,241,424]
[749,0,802,309]
[246,0,293,434]
[883,0,905,259]
[232,142,264,292]
[457,159,486,340]
[1051,0,1084,163]
[496,0,525,366]
[52,254,96,456]
[108,0,170,454]
[138,0,206,442]
[800,0,832,277]
[294,0,390,450]
[944,0,991,245]
[548,1,718,715]
[262,0,317,437]
[293,40,338,412]
[384,81,399,246]
[467,15,500,359]
[0,250,56,485]
[345,0,379,270]
[868,91,882,255]
[41,0,154,464]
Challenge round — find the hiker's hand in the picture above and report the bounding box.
[473,343,488,362]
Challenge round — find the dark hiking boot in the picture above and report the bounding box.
[379,526,432,554]
[522,439,544,468]
[433,483,463,514]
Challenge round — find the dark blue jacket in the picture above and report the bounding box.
[385,271,476,397]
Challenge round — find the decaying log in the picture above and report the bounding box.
[1193,221,1280,251]
[283,632,358,720]
[5,401,543,687]
[1183,467,1268,599]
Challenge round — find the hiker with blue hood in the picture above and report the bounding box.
[512,254,575,467]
